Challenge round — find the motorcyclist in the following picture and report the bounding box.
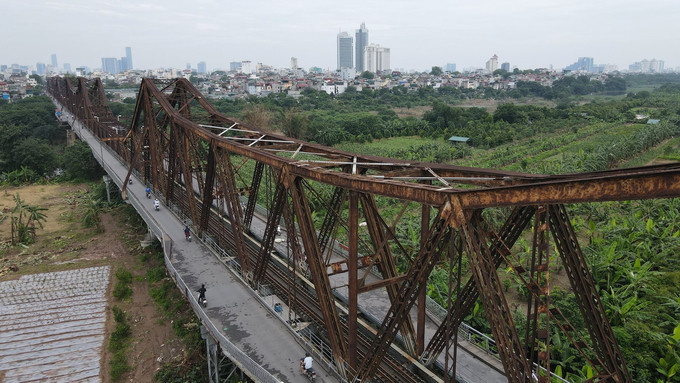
[154,198,160,210]
[197,284,206,301]
[184,225,191,238]
[301,352,313,372]
[145,186,151,197]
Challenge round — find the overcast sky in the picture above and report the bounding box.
[2,0,678,72]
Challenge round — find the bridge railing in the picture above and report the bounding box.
[425,295,570,383]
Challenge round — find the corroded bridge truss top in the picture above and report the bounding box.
[48,76,680,383]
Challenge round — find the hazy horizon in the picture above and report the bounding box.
[2,0,678,72]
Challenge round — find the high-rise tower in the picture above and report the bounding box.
[355,22,368,72]
[50,54,58,70]
[337,32,353,70]
[125,47,133,70]
[486,54,499,72]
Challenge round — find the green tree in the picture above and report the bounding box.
[0,193,48,245]
[8,137,57,176]
[360,71,375,80]
[29,74,44,85]
[430,66,443,76]
[278,109,309,139]
[61,140,104,180]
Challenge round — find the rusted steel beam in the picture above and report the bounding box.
[289,174,348,376]
[417,198,431,355]
[318,187,346,260]
[356,200,453,382]
[460,209,532,382]
[360,193,418,356]
[357,275,408,293]
[198,142,216,232]
[456,168,680,208]
[422,206,535,365]
[326,255,374,276]
[549,204,631,381]
[348,190,359,371]
[213,145,251,274]
[526,206,551,382]
[243,161,263,232]
[252,170,287,284]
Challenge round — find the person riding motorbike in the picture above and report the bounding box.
[184,225,191,240]
[301,352,313,372]
[197,284,207,306]
[145,187,151,198]
[154,198,160,210]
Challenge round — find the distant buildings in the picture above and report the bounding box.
[36,63,46,75]
[501,62,510,72]
[629,59,664,73]
[565,57,594,72]
[51,54,58,70]
[241,60,252,74]
[355,22,369,72]
[197,61,207,74]
[290,57,298,70]
[230,62,242,72]
[337,32,353,70]
[486,54,499,72]
[364,44,390,73]
[101,47,134,74]
[446,63,457,73]
[101,58,118,74]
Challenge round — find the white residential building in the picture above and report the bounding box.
[364,44,390,73]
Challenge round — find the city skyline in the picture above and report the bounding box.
[2,0,679,72]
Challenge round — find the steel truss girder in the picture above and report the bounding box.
[48,76,680,383]
[549,204,630,381]
[289,175,348,376]
[243,161,264,232]
[460,209,533,382]
[252,169,288,284]
[422,206,535,365]
[359,193,418,356]
[356,199,454,382]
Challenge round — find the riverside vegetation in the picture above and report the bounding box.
[2,73,680,382]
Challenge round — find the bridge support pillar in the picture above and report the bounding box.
[201,325,242,383]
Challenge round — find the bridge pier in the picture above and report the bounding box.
[201,325,250,383]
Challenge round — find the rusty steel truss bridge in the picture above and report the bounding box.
[47,76,680,383]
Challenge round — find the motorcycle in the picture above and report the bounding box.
[300,359,316,382]
[185,231,192,241]
[154,200,160,211]
[198,294,207,308]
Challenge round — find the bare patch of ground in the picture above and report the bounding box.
[393,98,556,119]
[0,183,182,383]
[394,105,431,119]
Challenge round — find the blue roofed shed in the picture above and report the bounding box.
[448,136,470,144]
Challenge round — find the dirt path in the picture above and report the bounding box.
[0,183,183,382]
